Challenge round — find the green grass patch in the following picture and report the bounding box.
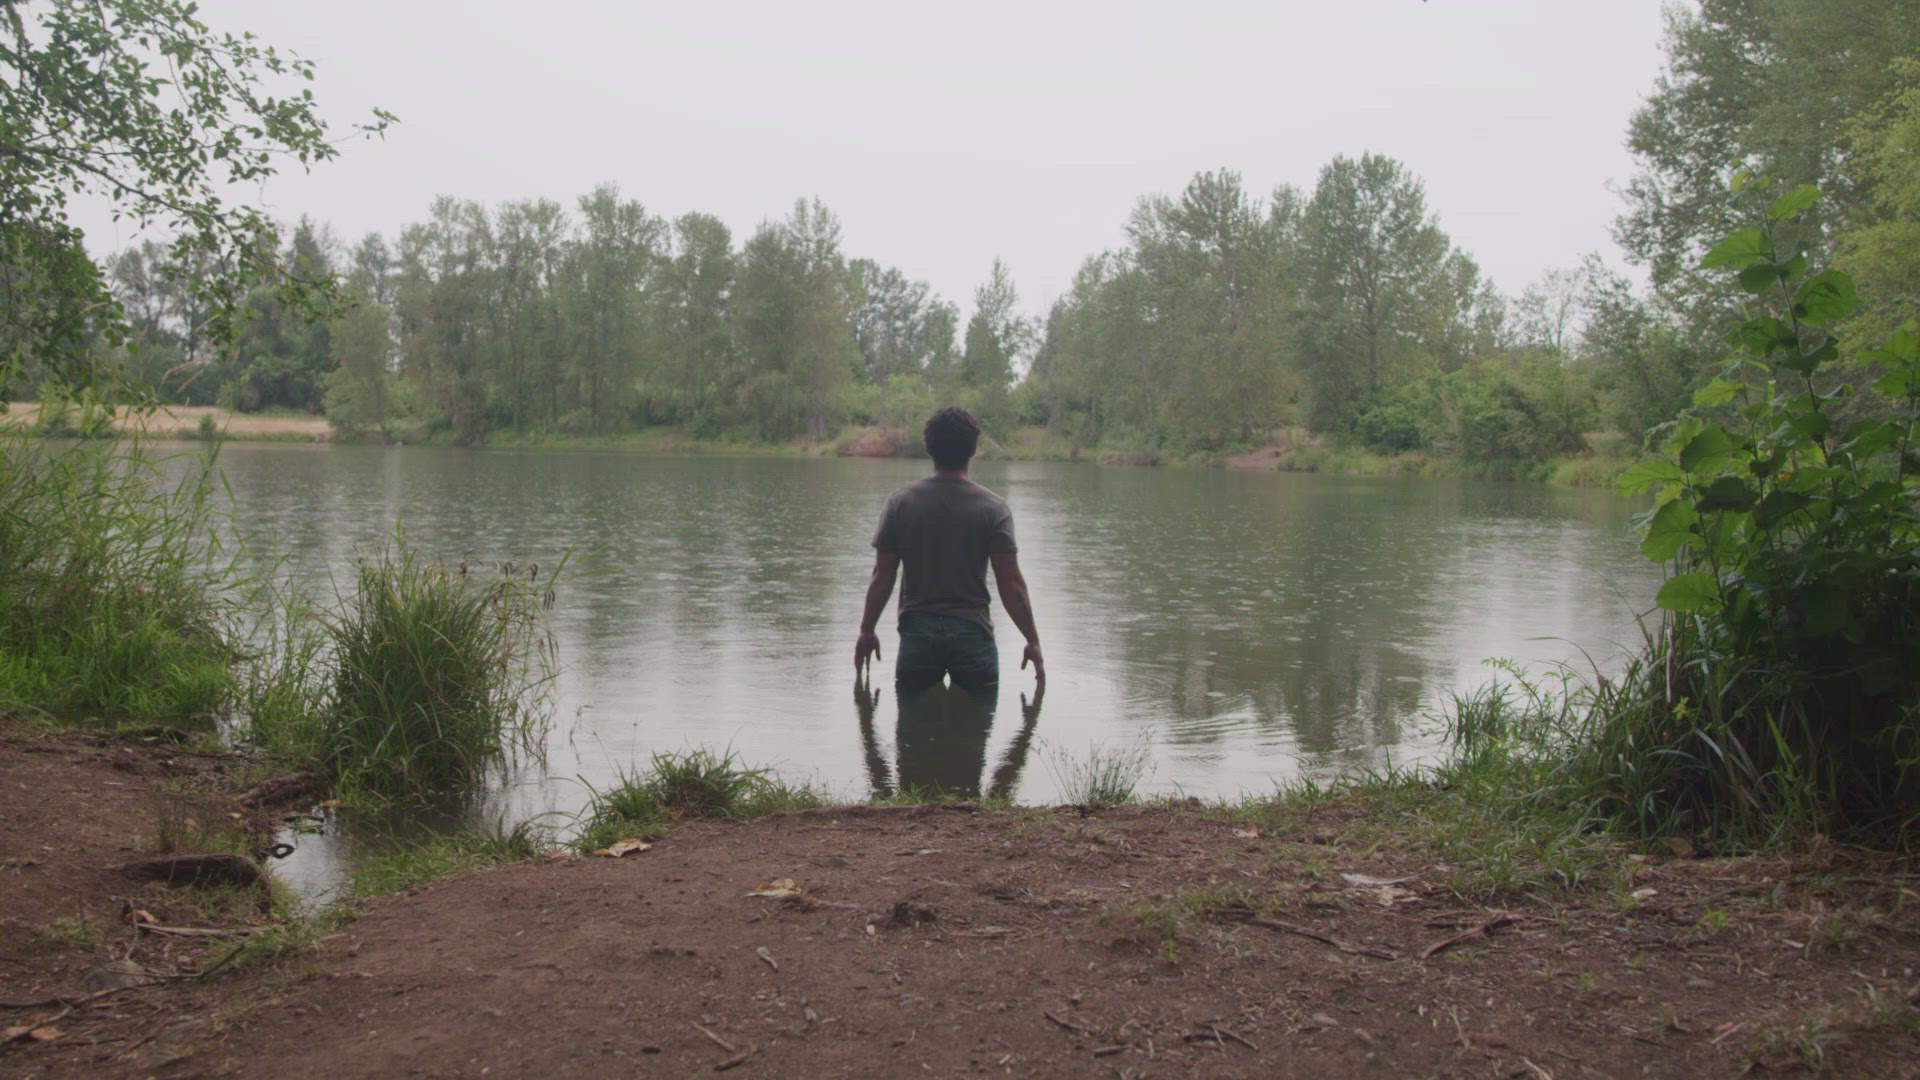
[1231,668,1630,900]
[243,538,564,802]
[1044,737,1153,805]
[0,434,246,721]
[571,748,829,851]
[349,818,554,899]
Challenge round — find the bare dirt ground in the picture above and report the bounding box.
[0,404,329,440]
[5,723,1918,1079]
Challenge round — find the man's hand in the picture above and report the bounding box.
[1021,640,1046,687]
[855,630,882,678]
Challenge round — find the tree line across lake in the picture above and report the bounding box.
[17,0,1920,469]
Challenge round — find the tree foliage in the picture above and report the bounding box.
[1616,182,1920,832]
[0,0,390,402]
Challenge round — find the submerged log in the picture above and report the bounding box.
[117,853,266,890]
[235,770,319,809]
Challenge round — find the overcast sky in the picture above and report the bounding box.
[82,0,1675,318]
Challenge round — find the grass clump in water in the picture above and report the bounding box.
[1045,737,1153,805]
[571,748,827,851]
[0,435,241,721]
[245,540,562,801]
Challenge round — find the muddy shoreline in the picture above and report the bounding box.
[3,720,1917,1078]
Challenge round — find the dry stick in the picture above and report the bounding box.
[0,983,147,1012]
[1213,908,1397,961]
[1044,1011,1088,1034]
[3,1003,75,1043]
[1421,915,1523,960]
[754,946,778,972]
[1209,1024,1259,1051]
[714,1044,756,1071]
[692,1023,737,1054]
[136,924,252,939]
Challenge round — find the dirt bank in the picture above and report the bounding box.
[3,724,1917,1078]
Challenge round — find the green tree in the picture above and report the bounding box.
[849,259,942,385]
[323,296,393,437]
[959,257,1032,410]
[653,212,736,422]
[1616,0,1920,319]
[1836,56,1920,352]
[558,184,661,431]
[732,198,858,438]
[0,0,390,401]
[1297,152,1457,431]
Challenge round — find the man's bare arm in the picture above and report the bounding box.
[854,551,900,677]
[990,550,1044,685]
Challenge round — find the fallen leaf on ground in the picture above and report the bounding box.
[748,878,801,898]
[3,1020,61,1042]
[591,839,651,858]
[1232,825,1260,839]
[1631,887,1658,902]
[542,850,578,862]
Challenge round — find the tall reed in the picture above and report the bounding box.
[244,539,562,800]
[0,433,242,720]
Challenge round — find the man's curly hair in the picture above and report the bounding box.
[923,406,982,470]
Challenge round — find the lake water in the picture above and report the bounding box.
[197,445,1661,893]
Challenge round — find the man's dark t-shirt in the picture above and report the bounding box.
[871,476,1017,630]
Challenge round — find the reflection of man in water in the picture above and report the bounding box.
[853,407,1044,691]
[855,679,1044,800]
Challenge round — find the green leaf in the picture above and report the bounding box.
[1617,460,1685,494]
[1766,184,1821,221]
[1862,325,1920,365]
[1780,340,1837,376]
[1873,368,1919,398]
[1694,476,1758,512]
[1640,499,1698,561]
[1701,228,1772,270]
[1678,425,1738,473]
[1749,449,1787,478]
[1656,572,1722,613]
[1786,412,1830,441]
[1726,316,1795,357]
[1751,490,1812,530]
[1792,269,1860,324]
[1692,378,1741,408]
[1737,261,1782,295]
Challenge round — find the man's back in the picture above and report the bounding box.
[872,475,1016,629]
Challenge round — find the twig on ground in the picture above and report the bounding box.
[3,1003,74,1043]
[137,924,252,939]
[754,946,778,972]
[714,1044,756,1071]
[1211,907,1397,961]
[0,982,150,1012]
[1210,1024,1259,1050]
[693,1023,737,1054]
[1044,1010,1088,1034]
[1421,915,1523,960]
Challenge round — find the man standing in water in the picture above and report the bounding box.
[854,407,1044,691]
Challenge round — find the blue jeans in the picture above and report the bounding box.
[895,612,998,691]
